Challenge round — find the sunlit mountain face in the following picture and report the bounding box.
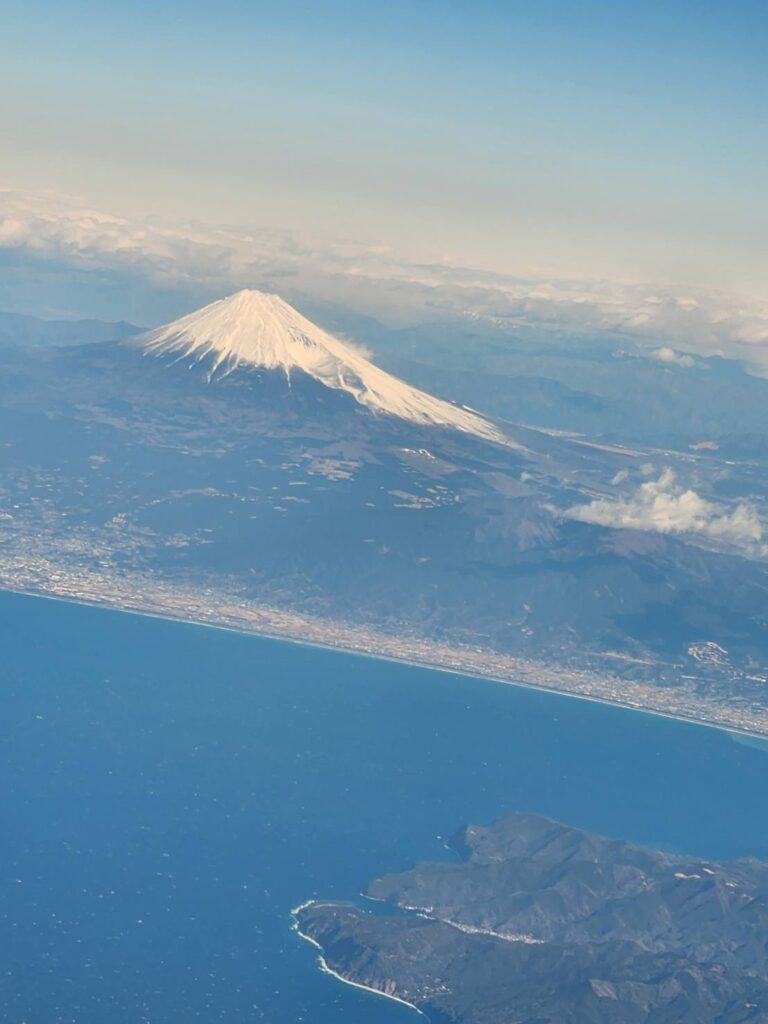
[136,289,509,443]
[2,292,768,734]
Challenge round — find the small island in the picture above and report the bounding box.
[293,813,768,1023]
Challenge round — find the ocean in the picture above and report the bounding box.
[1,590,767,1022]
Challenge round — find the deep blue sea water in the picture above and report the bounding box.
[2,590,768,1023]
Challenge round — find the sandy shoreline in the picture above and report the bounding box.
[3,582,768,743]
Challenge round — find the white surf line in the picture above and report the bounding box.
[290,901,427,1017]
[316,956,427,1016]
[396,901,542,944]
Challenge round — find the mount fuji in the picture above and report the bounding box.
[136,290,507,444]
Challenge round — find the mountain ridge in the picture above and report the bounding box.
[295,813,768,1023]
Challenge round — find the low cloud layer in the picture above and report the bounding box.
[2,185,768,368]
[566,469,764,554]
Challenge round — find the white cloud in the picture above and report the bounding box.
[649,346,695,368]
[0,185,323,288]
[565,469,764,553]
[2,184,768,368]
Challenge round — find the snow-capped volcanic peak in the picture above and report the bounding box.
[136,290,506,443]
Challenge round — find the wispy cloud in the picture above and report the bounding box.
[2,185,768,368]
[565,469,764,555]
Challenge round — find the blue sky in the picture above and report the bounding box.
[2,0,767,294]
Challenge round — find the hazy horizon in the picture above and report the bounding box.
[2,0,767,300]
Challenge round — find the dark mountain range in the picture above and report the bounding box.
[362,316,768,454]
[295,813,768,1023]
[0,309,141,348]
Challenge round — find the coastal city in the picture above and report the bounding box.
[4,529,768,741]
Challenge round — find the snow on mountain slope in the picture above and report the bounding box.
[136,290,508,443]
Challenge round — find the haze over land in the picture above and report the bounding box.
[2,291,768,737]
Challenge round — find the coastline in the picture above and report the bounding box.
[2,580,768,743]
[290,901,427,1018]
